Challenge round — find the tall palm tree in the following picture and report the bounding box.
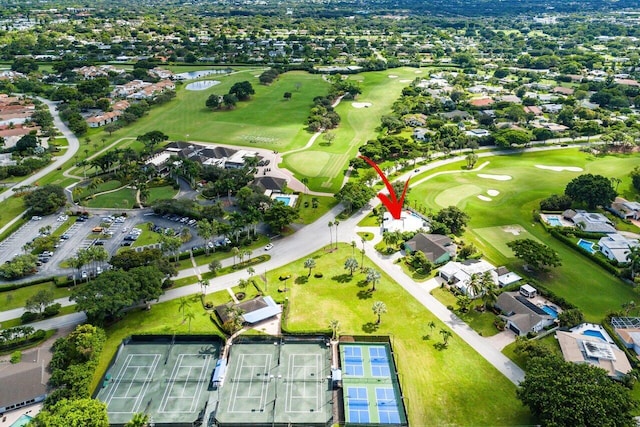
[327,221,333,250]
[334,219,340,249]
[304,258,316,277]
[366,268,382,291]
[439,329,452,347]
[467,273,483,298]
[329,319,340,340]
[231,247,240,266]
[185,310,195,332]
[196,219,213,255]
[178,297,190,322]
[243,249,252,263]
[199,279,209,295]
[482,282,499,310]
[372,301,387,325]
[627,245,640,279]
[351,240,357,256]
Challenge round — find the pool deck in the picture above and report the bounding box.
[540,213,574,227]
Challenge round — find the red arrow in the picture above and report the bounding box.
[359,155,410,220]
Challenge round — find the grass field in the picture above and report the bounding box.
[146,185,178,204]
[0,281,71,311]
[84,187,137,209]
[408,149,640,321]
[282,68,424,192]
[93,244,531,425]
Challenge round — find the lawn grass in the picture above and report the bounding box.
[502,334,562,369]
[430,287,501,336]
[0,195,27,231]
[84,187,137,209]
[408,149,640,322]
[131,223,161,248]
[357,211,380,227]
[1,305,77,330]
[295,194,338,224]
[146,185,179,204]
[0,281,72,311]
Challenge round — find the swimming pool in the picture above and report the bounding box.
[275,196,292,204]
[583,329,606,341]
[10,414,33,427]
[545,215,563,226]
[542,304,558,318]
[577,239,596,254]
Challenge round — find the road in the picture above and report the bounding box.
[0,98,80,204]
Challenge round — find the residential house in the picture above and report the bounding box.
[465,129,490,138]
[499,95,522,104]
[469,98,494,108]
[497,266,522,287]
[563,209,617,233]
[441,110,472,121]
[541,103,563,113]
[412,128,430,141]
[609,197,640,221]
[553,86,575,96]
[597,233,638,264]
[523,106,542,116]
[495,292,555,336]
[403,114,427,127]
[556,327,632,380]
[86,110,121,128]
[404,233,457,265]
[438,259,498,296]
[611,317,640,356]
[251,176,287,194]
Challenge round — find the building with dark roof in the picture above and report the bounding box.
[404,233,456,264]
[495,292,555,336]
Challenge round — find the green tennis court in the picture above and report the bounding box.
[215,339,333,426]
[96,339,221,426]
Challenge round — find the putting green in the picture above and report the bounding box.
[433,184,482,207]
[473,225,543,258]
[285,151,332,177]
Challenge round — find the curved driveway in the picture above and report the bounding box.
[0,99,79,204]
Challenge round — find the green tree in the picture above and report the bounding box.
[466,152,478,169]
[372,301,387,325]
[565,174,616,209]
[439,328,453,347]
[136,130,168,152]
[209,259,222,276]
[335,182,376,213]
[125,413,149,427]
[434,206,470,235]
[229,81,255,101]
[24,185,66,215]
[507,239,561,272]
[33,398,109,427]
[558,308,585,328]
[517,356,636,427]
[304,258,316,277]
[630,167,640,193]
[344,257,359,276]
[25,289,54,315]
[206,94,220,110]
[263,203,299,231]
[185,310,195,333]
[366,268,382,291]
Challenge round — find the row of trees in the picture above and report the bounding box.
[205,81,255,110]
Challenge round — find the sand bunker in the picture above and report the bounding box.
[502,225,525,236]
[399,79,412,83]
[388,75,398,78]
[477,195,492,201]
[352,102,372,108]
[477,174,512,181]
[535,165,583,172]
[487,189,500,197]
[414,70,423,73]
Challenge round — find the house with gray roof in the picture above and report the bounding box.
[563,209,617,233]
[495,292,555,336]
[598,233,639,263]
[404,233,456,264]
[609,197,640,221]
[438,259,498,296]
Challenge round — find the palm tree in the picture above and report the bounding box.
[627,245,640,279]
[344,257,359,276]
[231,247,240,266]
[196,219,213,255]
[334,219,340,249]
[301,177,309,194]
[125,413,149,427]
[439,328,452,347]
[238,278,248,290]
[428,320,436,333]
[467,273,483,298]
[304,258,316,277]
[178,297,190,322]
[372,301,387,325]
[327,221,333,250]
[247,267,255,279]
[360,248,366,271]
[482,282,499,311]
[351,240,357,256]
[199,279,209,295]
[622,301,637,316]
[329,319,340,340]
[243,249,252,264]
[366,268,381,291]
[185,310,195,332]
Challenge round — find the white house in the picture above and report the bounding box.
[438,259,498,296]
[609,197,640,221]
[563,210,617,234]
[598,233,639,264]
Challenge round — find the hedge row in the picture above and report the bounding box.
[0,329,46,352]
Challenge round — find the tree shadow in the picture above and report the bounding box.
[422,334,430,341]
[357,289,373,300]
[362,322,379,333]
[433,342,448,351]
[356,279,369,288]
[331,274,353,283]
[295,276,308,285]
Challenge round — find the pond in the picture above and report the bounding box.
[185,80,221,91]
[175,69,231,80]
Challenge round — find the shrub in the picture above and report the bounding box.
[21,311,39,324]
[314,272,323,278]
[10,351,21,364]
[43,302,61,318]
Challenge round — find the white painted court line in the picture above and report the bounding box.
[227,353,272,413]
[158,353,214,414]
[285,353,323,413]
[105,354,160,414]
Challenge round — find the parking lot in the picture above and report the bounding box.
[0,209,217,284]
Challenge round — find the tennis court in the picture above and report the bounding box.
[215,339,333,426]
[96,338,221,426]
[340,342,407,426]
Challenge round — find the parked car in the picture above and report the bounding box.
[31,216,42,221]
[81,271,88,279]
[264,243,274,251]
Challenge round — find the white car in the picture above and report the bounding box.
[264,243,274,251]
[81,271,88,279]
[31,216,42,221]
